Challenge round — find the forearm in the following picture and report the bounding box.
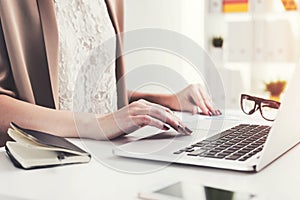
[128,91,177,110]
[0,95,98,139]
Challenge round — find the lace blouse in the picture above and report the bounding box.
[54,0,118,114]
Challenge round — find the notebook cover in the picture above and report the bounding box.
[10,122,88,155]
[5,144,88,170]
[5,145,23,169]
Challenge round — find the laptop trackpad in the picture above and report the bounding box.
[118,131,209,155]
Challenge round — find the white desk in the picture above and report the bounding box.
[0,110,299,200]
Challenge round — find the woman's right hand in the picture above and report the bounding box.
[96,99,192,140]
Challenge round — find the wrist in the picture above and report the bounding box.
[163,94,179,111]
[73,112,100,139]
[98,113,123,140]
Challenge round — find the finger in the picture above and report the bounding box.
[138,101,183,130]
[189,88,210,115]
[197,86,214,110]
[140,99,187,125]
[197,86,220,116]
[148,106,181,131]
[191,106,196,115]
[132,115,170,131]
[129,100,191,134]
[141,100,175,115]
[135,104,188,133]
[192,106,199,115]
[216,109,222,115]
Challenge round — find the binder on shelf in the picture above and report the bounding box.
[210,0,223,13]
[223,0,249,13]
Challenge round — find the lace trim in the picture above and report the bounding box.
[55,0,117,114]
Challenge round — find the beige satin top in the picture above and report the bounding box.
[0,0,128,109]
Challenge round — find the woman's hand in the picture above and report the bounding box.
[97,99,192,139]
[168,84,221,116]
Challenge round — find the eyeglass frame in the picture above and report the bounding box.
[240,94,281,121]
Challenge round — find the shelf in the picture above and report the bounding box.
[207,0,300,19]
[204,0,300,106]
[207,11,300,21]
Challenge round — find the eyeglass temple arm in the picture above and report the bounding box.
[248,104,259,114]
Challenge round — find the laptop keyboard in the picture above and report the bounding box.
[173,124,271,162]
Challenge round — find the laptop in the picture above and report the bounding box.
[113,66,300,172]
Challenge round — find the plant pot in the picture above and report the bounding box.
[212,39,223,48]
[270,94,281,102]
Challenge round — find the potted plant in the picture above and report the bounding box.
[212,36,223,48]
[264,79,287,102]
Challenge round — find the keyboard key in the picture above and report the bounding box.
[199,151,216,157]
[179,147,195,152]
[209,154,227,159]
[243,146,256,152]
[216,153,228,158]
[205,144,219,148]
[210,141,220,145]
[215,145,227,150]
[222,150,235,155]
[191,143,206,147]
[236,149,248,154]
[187,149,207,156]
[253,146,264,153]
[225,154,242,160]
[185,149,195,152]
[229,145,239,150]
[232,138,243,143]
[239,151,259,161]
[214,147,227,151]
[238,157,248,161]
[240,141,251,146]
[247,137,257,142]
[200,146,214,151]
[173,150,183,154]
[226,141,236,145]
[209,149,221,154]
[205,134,224,141]
[247,152,258,157]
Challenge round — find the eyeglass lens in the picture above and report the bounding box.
[241,95,279,121]
[241,97,256,114]
[260,102,279,121]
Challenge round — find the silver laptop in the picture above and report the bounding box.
[113,67,300,172]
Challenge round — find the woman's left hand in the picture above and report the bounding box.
[168,84,222,116]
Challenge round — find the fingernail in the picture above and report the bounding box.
[184,126,193,134]
[163,124,170,130]
[178,124,191,135]
[177,124,185,133]
[208,111,213,116]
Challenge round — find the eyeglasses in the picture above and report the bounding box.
[240,94,281,121]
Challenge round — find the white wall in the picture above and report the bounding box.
[125,0,181,31]
[124,1,206,94]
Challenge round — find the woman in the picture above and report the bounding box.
[0,0,220,143]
